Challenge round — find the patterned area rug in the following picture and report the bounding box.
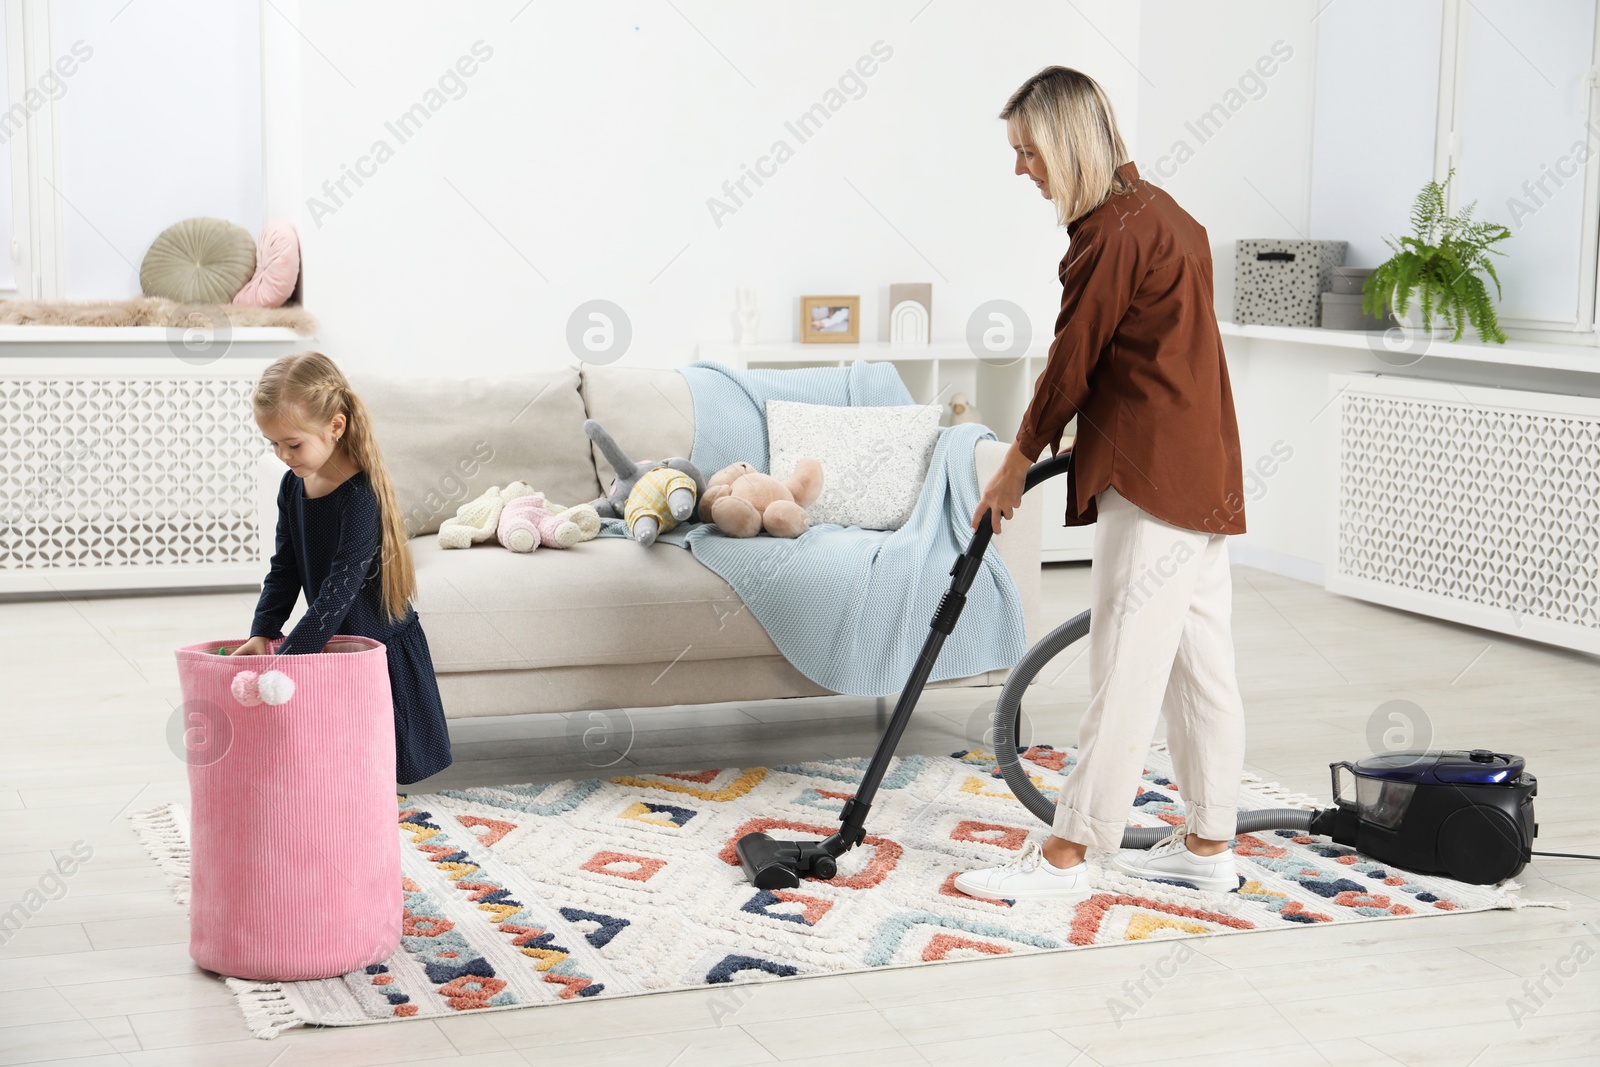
[131,742,1540,1038]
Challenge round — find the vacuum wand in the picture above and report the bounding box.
[735,452,1074,890]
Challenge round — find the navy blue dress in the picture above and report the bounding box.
[250,469,453,785]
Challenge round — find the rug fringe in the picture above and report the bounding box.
[223,978,306,1039]
[128,802,192,907]
[1490,880,1571,911]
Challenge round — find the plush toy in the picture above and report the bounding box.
[441,482,600,551]
[547,500,602,539]
[584,419,706,546]
[497,492,601,552]
[698,458,824,538]
[438,481,533,549]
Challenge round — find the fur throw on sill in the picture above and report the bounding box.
[0,296,317,333]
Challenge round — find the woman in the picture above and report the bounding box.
[956,66,1248,901]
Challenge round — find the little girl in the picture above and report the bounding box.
[230,351,453,785]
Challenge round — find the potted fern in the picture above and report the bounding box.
[1362,168,1512,343]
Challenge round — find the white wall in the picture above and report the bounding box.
[1135,0,1321,322]
[1135,0,1337,572]
[270,0,1140,378]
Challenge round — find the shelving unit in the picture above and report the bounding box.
[1216,320,1600,375]
[697,341,1094,562]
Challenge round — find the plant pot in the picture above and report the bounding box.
[1391,288,1460,341]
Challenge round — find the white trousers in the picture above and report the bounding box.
[1052,486,1247,851]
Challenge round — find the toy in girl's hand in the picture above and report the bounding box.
[699,458,824,538]
[583,419,706,546]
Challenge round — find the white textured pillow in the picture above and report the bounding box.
[767,399,941,530]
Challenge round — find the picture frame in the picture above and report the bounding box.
[800,294,860,343]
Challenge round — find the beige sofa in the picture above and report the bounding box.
[352,363,1040,719]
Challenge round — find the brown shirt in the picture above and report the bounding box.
[1014,160,1246,536]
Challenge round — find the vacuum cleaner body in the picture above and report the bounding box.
[1309,749,1536,885]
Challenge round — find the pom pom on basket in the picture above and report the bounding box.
[229,668,296,707]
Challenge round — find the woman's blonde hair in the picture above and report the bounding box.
[1000,66,1133,227]
[252,351,414,624]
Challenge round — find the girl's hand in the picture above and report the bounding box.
[972,443,1033,533]
[229,636,272,656]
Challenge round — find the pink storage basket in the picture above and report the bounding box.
[175,635,402,981]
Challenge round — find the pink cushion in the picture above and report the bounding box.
[175,635,401,981]
[232,222,300,308]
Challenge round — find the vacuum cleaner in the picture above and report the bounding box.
[735,452,1539,890]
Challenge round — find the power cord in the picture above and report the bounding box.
[1531,850,1600,861]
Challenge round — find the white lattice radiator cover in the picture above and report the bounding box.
[1328,373,1600,654]
[1,358,276,594]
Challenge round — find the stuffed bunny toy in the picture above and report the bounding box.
[497,492,601,552]
[440,482,600,551]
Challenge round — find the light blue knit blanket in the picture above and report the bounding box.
[594,360,1026,697]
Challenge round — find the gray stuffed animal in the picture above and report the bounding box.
[584,419,707,546]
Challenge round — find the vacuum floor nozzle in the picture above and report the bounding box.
[735,832,838,889]
[735,832,799,889]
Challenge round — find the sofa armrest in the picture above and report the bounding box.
[973,437,1042,643]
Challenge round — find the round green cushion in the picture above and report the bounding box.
[140,217,257,303]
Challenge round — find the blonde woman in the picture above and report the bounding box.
[957,67,1248,900]
[231,351,453,786]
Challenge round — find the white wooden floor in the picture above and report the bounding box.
[2,563,1597,1066]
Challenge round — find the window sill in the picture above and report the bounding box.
[0,325,309,344]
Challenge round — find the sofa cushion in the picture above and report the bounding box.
[351,368,602,537]
[409,533,779,673]
[579,365,696,489]
[766,399,942,530]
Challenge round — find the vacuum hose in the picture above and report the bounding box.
[991,609,1317,846]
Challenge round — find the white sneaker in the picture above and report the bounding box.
[1112,829,1238,893]
[953,840,1093,902]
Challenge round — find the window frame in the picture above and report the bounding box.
[3,0,76,301]
[1432,0,1600,343]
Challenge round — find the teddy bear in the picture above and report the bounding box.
[698,458,824,538]
[584,419,706,546]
